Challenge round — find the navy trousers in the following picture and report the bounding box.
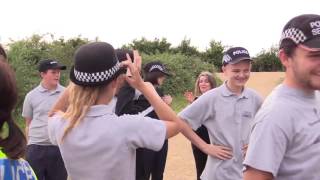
[26,144,67,180]
[136,140,168,180]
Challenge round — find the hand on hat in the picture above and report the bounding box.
[133,50,142,72]
[121,51,145,90]
[125,50,141,77]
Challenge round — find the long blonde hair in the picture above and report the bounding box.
[194,71,216,97]
[61,83,107,141]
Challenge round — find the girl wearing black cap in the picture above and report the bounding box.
[48,42,180,180]
[127,61,172,180]
[114,60,171,180]
[0,46,37,179]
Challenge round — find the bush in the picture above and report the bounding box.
[201,40,226,71]
[141,53,220,95]
[251,47,283,72]
[7,34,89,126]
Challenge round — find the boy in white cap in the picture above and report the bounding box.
[179,47,263,180]
[244,14,320,180]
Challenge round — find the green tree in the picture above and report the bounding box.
[252,47,283,72]
[201,40,225,71]
[123,37,171,55]
[7,34,89,124]
[171,38,200,57]
[141,53,218,95]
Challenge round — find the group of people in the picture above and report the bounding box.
[0,14,319,180]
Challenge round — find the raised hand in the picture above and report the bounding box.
[121,51,148,90]
[163,95,173,105]
[184,91,195,103]
[133,50,142,72]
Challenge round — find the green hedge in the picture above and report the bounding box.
[141,53,220,95]
[6,35,223,129]
[7,35,88,126]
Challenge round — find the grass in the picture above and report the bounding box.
[171,94,188,113]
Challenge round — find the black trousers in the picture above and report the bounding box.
[191,126,210,180]
[26,144,67,180]
[136,140,168,180]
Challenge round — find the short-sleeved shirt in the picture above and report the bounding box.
[0,150,37,180]
[179,82,262,180]
[48,104,166,180]
[244,84,320,180]
[22,84,65,145]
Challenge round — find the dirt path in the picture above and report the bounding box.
[164,72,284,180]
[164,134,196,180]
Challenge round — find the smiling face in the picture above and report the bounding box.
[283,45,320,90]
[222,60,251,89]
[198,75,212,94]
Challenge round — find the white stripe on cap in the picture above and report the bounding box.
[50,61,58,64]
[149,65,164,72]
[281,28,307,44]
[223,54,232,63]
[74,61,120,83]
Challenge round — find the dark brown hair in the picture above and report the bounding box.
[280,39,298,57]
[0,47,27,159]
[144,71,166,85]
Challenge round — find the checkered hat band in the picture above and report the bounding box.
[74,62,120,83]
[281,28,307,44]
[149,65,164,72]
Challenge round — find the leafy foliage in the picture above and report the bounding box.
[201,40,226,71]
[171,38,200,57]
[4,34,283,128]
[141,53,218,95]
[7,34,89,124]
[251,47,283,72]
[122,37,171,55]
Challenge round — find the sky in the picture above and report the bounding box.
[1,0,320,56]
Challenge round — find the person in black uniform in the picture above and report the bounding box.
[116,60,171,180]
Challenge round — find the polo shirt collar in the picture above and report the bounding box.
[86,104,114,117]
[277,84,316,100]
[38,84,64,93]
[241,88,250,99]
[221,81,249,99]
